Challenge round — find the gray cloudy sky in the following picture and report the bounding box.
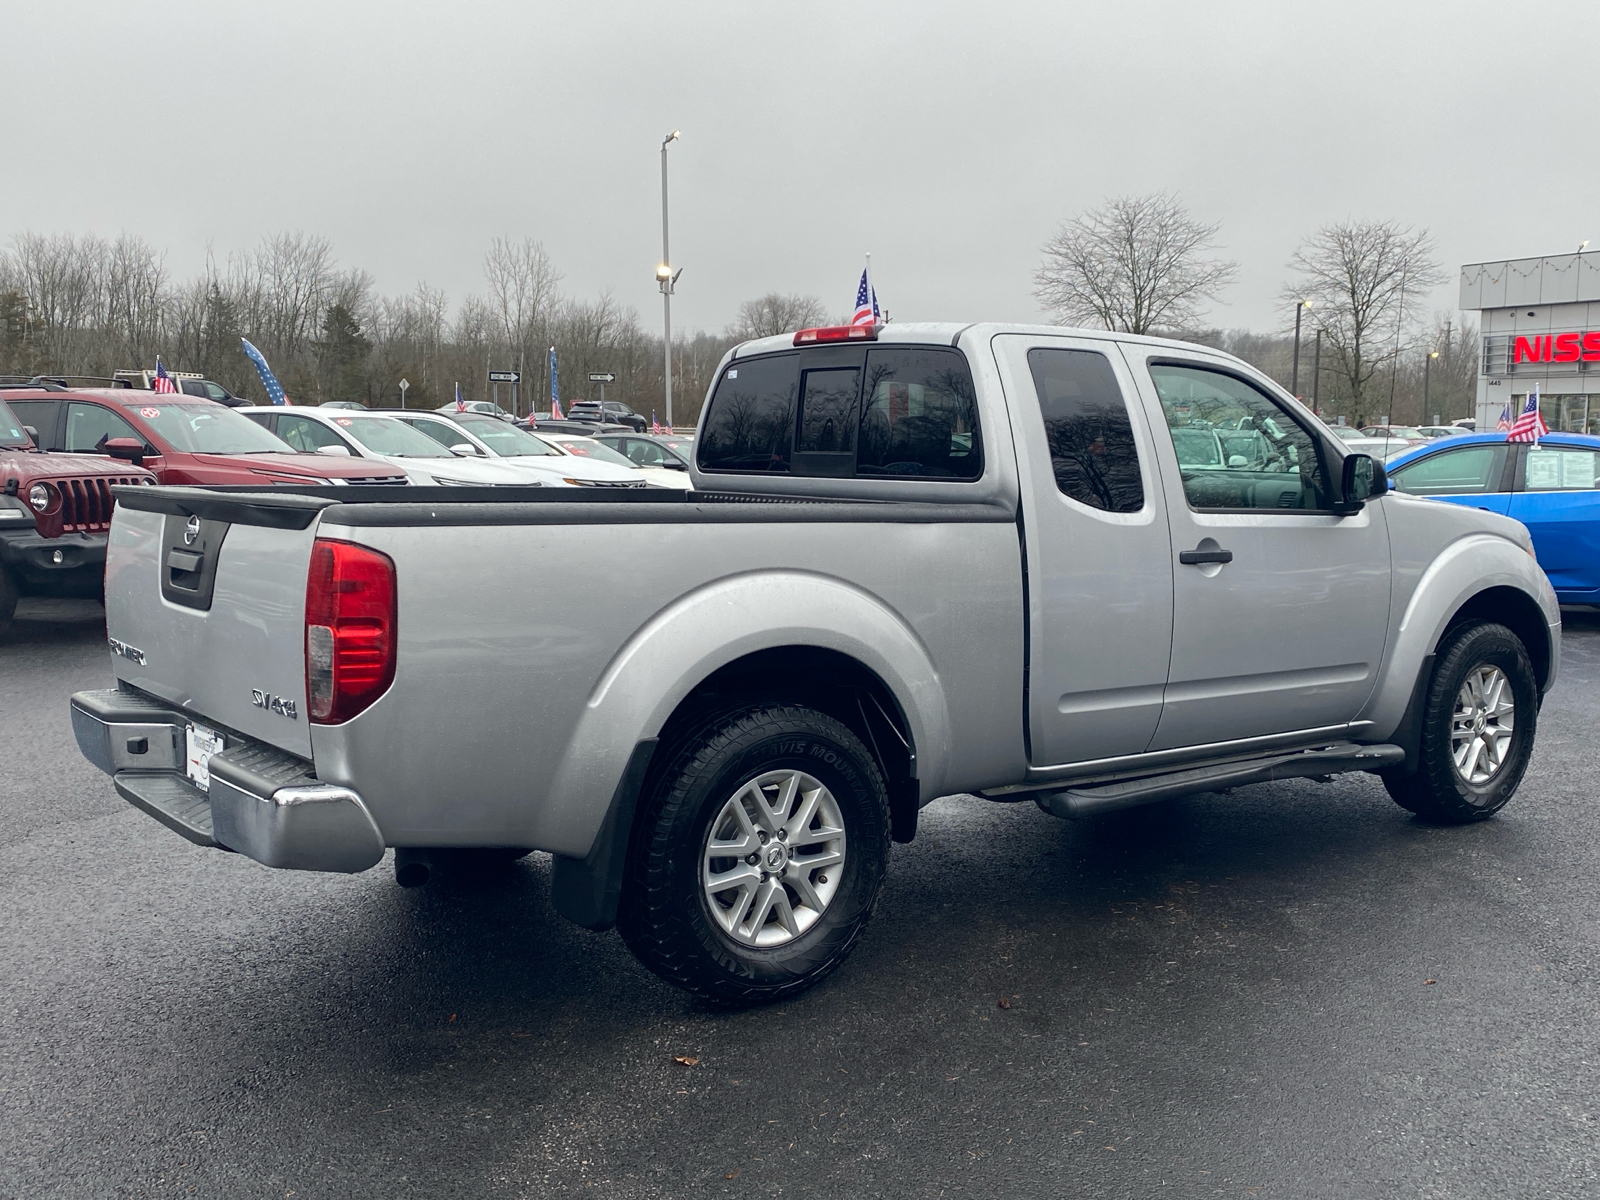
[9,0,1597,336]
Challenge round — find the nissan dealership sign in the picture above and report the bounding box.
[1513,333,1600,363]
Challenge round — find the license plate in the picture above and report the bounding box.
[185,722,225,791]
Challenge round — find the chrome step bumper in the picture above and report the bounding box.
[70,687,384,874]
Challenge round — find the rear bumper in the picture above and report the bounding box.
[70,687,384,873]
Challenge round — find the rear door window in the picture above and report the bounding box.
[1523,446,1600,491]
[697,352,799,473]
[857,347,982,479]
[1025,347,1144,512]
[277,414,349,453]
[65,402,143,453]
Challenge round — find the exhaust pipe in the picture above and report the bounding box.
[394,847,431,888]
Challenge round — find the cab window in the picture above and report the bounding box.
[857,347,981,479]
[1390,445,1508,495]
[1026,347,1143,513]
[697,353,798,473]
[1148,364,1330,511]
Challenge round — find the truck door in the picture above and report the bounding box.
[1124,353,1391,751]
[993,334,1174,765]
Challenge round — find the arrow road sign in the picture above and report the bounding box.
[488,370,520,383]
[587,372,616,383]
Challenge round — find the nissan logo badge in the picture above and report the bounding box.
[184,515,201,546]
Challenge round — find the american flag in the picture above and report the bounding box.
[455,382,465,413]
[651,412,664,434]
[850,261,880,327]
[1495,403,1512,432]
[1506,386,1550,443]
[151,358,178,394]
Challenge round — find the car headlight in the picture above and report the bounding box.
[29,482,54,512]
[431,476,480,487]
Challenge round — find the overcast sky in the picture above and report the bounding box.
[9,0,1598,338]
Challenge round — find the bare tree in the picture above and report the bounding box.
[1284,220,1447,420]
[1034,193,1237,335]
[483,237,560,409]
[729,293,829,340]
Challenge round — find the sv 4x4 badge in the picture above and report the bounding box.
[251,690,299,720]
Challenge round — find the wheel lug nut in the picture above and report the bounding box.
[817,875,828,885]
[758,831,768,843]
[760,871,769,882]
[777,829,787,841]
[746,853,759,865]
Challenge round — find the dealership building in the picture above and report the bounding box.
[1460,251,1600,434]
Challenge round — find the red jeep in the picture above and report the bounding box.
[1,387,407,487]
[0,398,157,632]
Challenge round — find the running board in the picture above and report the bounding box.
[1023,742,1405,820]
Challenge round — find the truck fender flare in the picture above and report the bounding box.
[1358,534,1557,740]
[543,569,951,862]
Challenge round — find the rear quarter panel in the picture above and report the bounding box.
[308,513,1024,856]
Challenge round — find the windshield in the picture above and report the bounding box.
[1170,427,1222,466]
[124,401,293,454]
[457,416,561,456]
[554,436,640,469]
[334,416,457,457]
[0,399,31,448]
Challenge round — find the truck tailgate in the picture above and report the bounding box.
[103,492,326,759]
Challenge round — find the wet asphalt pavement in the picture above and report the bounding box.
[3,598,1599,1199]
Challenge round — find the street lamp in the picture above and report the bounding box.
[1423,348,1440,424]
[659,130,681,429]
[1291,299,1313,397]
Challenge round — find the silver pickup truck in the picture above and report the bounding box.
[71,322,1560,1005]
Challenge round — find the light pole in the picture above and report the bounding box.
[1311,329,1322,415]
[1291,299,1313,397]
[658,130,682,429]
[1423,348,1439,424]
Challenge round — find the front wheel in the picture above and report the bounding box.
[618,705,891,1006]
[1382,620,1539,823]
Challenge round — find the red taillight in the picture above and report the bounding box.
[305,538,397,724]
[793,324,878,346]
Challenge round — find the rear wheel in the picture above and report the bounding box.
[618,705,891,1006]
[1382,621,1538,823]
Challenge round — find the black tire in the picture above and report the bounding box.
[618,704,891,1006]
[1382,621,1538,823]
[0,566,17,635]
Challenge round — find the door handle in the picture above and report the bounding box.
[1179,548,1233,565]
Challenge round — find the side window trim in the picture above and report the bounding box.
[1140,354,1336,515]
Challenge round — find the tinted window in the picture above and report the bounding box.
[66,402,143,452]
[1523,446,1600,491]
[798,368,859,454]
[857,347,981,480]
[1392,445,1508,495]
[6,400,58,448]
[455,416,561,456]
[1149,364,1330,510]
[1025,348,1143,512]
[697,353,798,473]
[0,400,33,448]
[180,380,208,398]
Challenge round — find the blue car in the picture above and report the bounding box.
[1386,431,1600,604]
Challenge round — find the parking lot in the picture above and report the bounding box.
[2,599,1597,1199]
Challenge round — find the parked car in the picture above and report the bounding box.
[74,321,1558,1006]
[1359,425,1429,443]
[1387,431,1600,604]
[1416,425,1469,440]
[520,416,630,435]
[113,371,250,407]
[320,401,367,411]
[0,398,156,632]
[591,432,691,471]
[1,388,406,486]
[436,400,513,420]
[237,407,532,486]
[383,410,649,488]
[538,432,691,489]
[565,400,648,431]
[1329,425,1414,459]
[1453,418,1477,431]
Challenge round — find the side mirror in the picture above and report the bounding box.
[663,459,688,470]
[314,444,353,457]
[449,443,480,456]
[1337,453,1387,513]
[23,425,39,444]
[103,437,147,467]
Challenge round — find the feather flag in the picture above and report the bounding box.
[240,338,288,405]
